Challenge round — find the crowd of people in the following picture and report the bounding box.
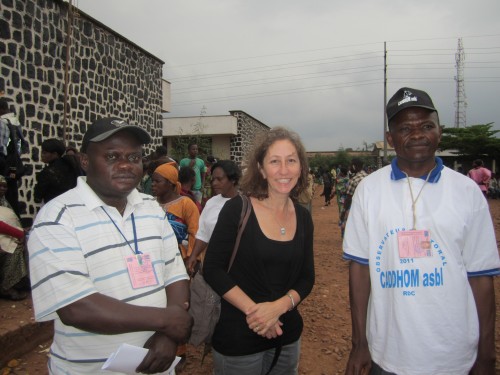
[6,115,314,374]
[0,86,498,375]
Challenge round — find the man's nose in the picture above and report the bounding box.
[409,127,424,138]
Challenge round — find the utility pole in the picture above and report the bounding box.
[383,41,387,164]
[454,38,467,127]
[63,0,74,145]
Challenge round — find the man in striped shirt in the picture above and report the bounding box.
[28,117,192,375]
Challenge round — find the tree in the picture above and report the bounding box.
[171,106,212,161]
[334,149,351,169]
[439,123,500,161]
[307,149,354,175]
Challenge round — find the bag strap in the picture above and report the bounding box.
[227,195,251,272]
[264,336,282,375]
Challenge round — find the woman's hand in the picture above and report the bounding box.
[263,320,283,339]
[246,300,287,336]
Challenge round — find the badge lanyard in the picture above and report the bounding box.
[101,207,158,288]
[403,165,436,230]
[101,207,142,255]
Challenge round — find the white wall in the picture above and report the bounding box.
[163,115,237,136]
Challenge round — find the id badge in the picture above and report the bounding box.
[397,230,432,258]
[125,253,159,289]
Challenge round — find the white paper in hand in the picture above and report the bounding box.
[102,343,180,374]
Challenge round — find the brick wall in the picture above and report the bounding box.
[0,0,164,219]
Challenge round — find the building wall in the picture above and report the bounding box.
[229,111,270,166]
[0,0,164,218]
[211,135,230,160]
[163,111,270,166]
[163,115,237,137]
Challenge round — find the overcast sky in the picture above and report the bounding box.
[76,0,500,152]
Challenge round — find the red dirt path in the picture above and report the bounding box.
[3,191,500,374]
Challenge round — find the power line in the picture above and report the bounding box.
[173,66,382,94]
[170,52,383,82]
[166,33,500,69]
[172,79,382,107]
[390,51,500,57]
[166,42,384,69]
[391,46,500,52]
[167,35,500,111]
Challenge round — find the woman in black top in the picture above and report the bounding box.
[204,127,315,375]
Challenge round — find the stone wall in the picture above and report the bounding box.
[229,110,270,166]
[0,0,164,219]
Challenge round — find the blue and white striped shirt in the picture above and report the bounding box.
[28,177,188,375]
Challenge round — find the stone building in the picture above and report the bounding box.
[163,110,270,165]
[0,0,168,219]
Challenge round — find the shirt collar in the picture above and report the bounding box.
[390,157,443,182]
[76,176,143,212]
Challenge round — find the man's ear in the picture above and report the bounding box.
[80,153,89,173]
[386,130,394,148]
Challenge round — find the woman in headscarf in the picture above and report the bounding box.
[152,163,200,260]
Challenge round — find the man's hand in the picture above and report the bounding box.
[136,332,177,374]
[344,343,372,375]
[469,276,496,375]
[164,305,193,344]
[469,356,495,375]
[185,255,199,276]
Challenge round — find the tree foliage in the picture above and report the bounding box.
[439,123,500,160]
[307,149,375,173]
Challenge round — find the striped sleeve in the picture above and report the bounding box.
[28,205,97,322]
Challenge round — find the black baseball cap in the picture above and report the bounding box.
[81,117,151,152]
[386,87,438,122]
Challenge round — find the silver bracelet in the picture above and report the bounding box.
[287,293,295,311]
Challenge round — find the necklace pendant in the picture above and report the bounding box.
[280,227,286,235]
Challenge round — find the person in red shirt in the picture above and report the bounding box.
[467,159,491,198]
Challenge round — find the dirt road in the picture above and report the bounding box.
[182,192,500,375]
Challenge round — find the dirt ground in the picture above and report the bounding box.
[4,190,500,374]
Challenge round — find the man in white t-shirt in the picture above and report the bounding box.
[28,117,193,375]
[343,87,500,375]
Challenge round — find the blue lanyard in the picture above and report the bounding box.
[101,207,142,255]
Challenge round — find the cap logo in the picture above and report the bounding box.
[110,119,127,127]
[398,90,418,106]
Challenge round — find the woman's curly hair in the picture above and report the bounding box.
[239,127,309,200]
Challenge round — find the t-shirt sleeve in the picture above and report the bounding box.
[463,189,500,277]
[183,198,200,256]
[199,159,207,173]
[342,183,369,265]
[195,203,212,243]
[28,204,98,322]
